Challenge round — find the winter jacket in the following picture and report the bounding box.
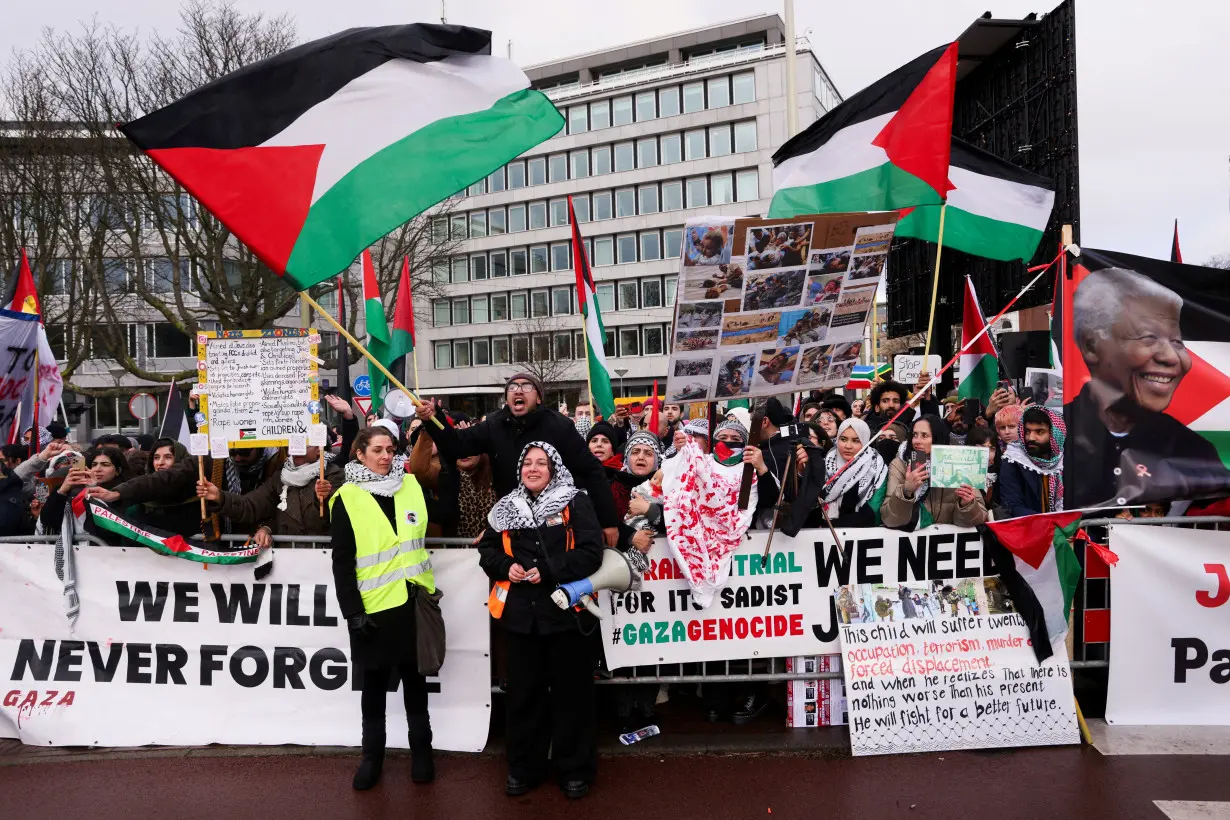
[213,459,346,538]
[477,493,604,634]
[997,460,1048,518]
[422,405,620,529]
[880,457,987,529]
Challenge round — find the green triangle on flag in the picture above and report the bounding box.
[957,275,998,405]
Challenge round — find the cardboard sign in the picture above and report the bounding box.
[188,433,209,457]
[894,355,941,386]
[307,423,328,448]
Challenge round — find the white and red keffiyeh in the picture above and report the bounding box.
[661,438,756,608]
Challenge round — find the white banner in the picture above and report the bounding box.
[0,312,41,434]
[1105,525,1230,726]
[0,545,490,751]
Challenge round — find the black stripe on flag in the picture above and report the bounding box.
[950,137,1055,190]
[772,43,953,167]
[979,526,1054,665]
[121,24,492,150]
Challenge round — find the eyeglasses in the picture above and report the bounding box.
[507,383,537,394]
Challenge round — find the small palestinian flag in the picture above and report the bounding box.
[120,24,563,291]
[956,276,998,405]
[4,249,41,315]
[894,138,1056,262]
[570,196,615,419]
[982,511,1083,663]
[769,43,957,218]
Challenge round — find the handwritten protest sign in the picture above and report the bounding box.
[930,445,988,490]
[197,329,319,448]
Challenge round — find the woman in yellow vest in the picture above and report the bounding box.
[330,427,435,792]
[478,441,604,800]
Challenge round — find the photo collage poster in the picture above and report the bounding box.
[666,212,899,404]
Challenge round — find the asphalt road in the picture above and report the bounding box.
[3,746,1229,820]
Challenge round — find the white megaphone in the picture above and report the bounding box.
[551,549,636,617]
[383,389,415,422]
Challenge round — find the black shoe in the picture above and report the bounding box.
[562,780,590,800]
[407,714,435,784]
[505,776,539,797]
[353,718,385,791]
[731,693,771,725]
[705,709,726,723]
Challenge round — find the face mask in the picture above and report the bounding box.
[713,441,744,466]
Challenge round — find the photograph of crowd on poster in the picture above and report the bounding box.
[665,214,897,404]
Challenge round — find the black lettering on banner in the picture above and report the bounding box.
[927,533,955,580]
[899,535,926,581]
[89,642,123,682]
[815,540,851,587]
[172,582,199,622]
[856,540,883,584]
[955,532,981,578]
[273,647,307,689]
[230,645,269,687]
[155,644,188,685]
[117,581,169,622]
[812,597,840,643]
[211,584,265,624]
[269,585,283,626]
[54,640,85,682]
[285,585,310,626]
[1172,638,1206,683]
[310,648,348,691]
[127,643,153,684]
[313,585,338,627]
[12,639,54,681]
[200,645,227,685]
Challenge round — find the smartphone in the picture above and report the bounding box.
[997,379,1013,392]
[72,453,87,471]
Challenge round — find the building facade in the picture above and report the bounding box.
[415,15,841,417]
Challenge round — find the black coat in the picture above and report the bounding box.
[423,405,620,529]
[477,493,604,635]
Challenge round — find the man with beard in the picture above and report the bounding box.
[998,406,1065,517]
[864,381,911,433]
[1066,267,1230,507]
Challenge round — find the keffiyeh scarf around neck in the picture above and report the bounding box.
[487,441,579,532]
[225,448,277,497]
[823,419,887,518]
[1002,407,1066,511]
[344,454,408,497]
[279,457,325,511]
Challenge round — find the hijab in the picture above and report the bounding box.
[487,441,579,532]
[823,418,887,517]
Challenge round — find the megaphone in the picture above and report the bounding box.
[383,389,415,422]
[551,549,637,617]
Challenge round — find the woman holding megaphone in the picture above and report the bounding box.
[478,441,604,800]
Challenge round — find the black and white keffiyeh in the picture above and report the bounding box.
[623,431,663,473]
[344,454,409,497]
[487,441,579,532]
[822,418,886,517]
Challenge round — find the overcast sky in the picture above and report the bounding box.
[4,0,1228,263]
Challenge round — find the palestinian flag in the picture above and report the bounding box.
[370,256,416,405]
[1170,218,1182,264]
[119,24,564,291]
[570,196,615,419]
[158,379,192,445]
[1063,249,1230,507]
[1049,264,1063,371]
[982,511,1083,663]
[362,250,392,408]
[4,249,40,314]
[957,276,998,404]
[894,138,1056,262]
[768,43,957,218]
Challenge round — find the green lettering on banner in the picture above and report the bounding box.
[638,623,654,645]
[623,623,637,645]
[672,620,687,642]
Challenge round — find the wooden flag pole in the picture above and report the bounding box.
[299,292,443,430]
[921,202,950,367]
[198,457,207,519]
[318,449,326,517]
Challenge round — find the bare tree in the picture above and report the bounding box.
[1205,253,1230,270]
[504,314,582,391]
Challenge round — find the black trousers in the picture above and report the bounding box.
[360,664,430,722]
[504,628,596,785]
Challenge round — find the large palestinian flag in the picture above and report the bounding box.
[1062,249,1230,508]
[120,24,564,291]
[894,138,1056,262]
[768,43,957,218]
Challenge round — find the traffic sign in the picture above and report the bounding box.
[352,375,372,397]
[354,397,373,416]
[128,392,158,420]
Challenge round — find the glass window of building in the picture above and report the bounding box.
[488,207,506,234]
[507,160,527,189]
[661,133,682,165]
[636,138,658,168]
[615,187,636,218]
[434,342,452,369]
[467,179,485,197]
[736,169,759,202]
[662,181,684,211]
[614,142,635,172]
[452,257,469,283]
[510,249,528,276]
[638,184,659,214]
[664,229,683,260]
[433,300,451,326]
[642,278,663,308]
[707,76,730,109]
[618,280,639,310]
[640,232,661,262]
[533,334,552,363]
[470,211,487,237]
[488,167,506,193]
[617,234,637,264]
[471,295,489,323]
[709,125,732,157]
[683,81,704,113]
[553,333,572,361]
[450,214,467,239]
[592,145,612,175]
[432,217,448,243]
[473,339,491,366]
[734,121,757,153]
[572,194,591,222]
[593,191,613,220]
[529,201,547,230]
[470,254,488,280]
[568,105,587,134]
[531,289,550,318]
[665,275,678,304]
[452,298,470,324]
[732,71,756,104]
[711,172,734,206]
[549,153,567,183]
[491,293,509,321]
[612,96,633,126]
[685,129,706,161]
[508,203,526,232]
[490,250,507,278]
[492,337,510,364]
[528,156,547,185]
[511,292,529,320]
[530,245,549,273]
[433,261,449,283]
[596,283,615,312]
[570,149,590,179]
[550,242,570,271]
[512,335,530,362]
[619,327,640,356]
[552,287,571,315]
[590,99,610,130]
[603,329,616,358]
[658,86,680,117]
[643,326,664,356]
[453,340,471,367]
[687,177,708,207]
[594,237,614,266]
[635,91,656,121]
[550,198,568,227]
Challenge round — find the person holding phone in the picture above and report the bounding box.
[880,415,987,530]
[40,447,135,540]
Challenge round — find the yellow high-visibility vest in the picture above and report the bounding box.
[332,477,433,615]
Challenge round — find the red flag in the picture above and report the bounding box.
[1170,218,1182,264]
[647,380,660,435]
[5,249,41,315]
[870,41,958,199]
[394,256,415,349]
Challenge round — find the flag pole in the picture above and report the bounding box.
[413,351,420,393]
[921,202,949,369]
[299,292,443,429]
[29,348,39,460]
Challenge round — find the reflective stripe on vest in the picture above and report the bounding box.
[487,506,574,619]
[332,478,433,615]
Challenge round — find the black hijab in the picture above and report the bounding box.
[902,414,951,462]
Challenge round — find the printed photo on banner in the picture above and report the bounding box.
[675,328,720,352]
[681,262,744,302]
[797,344,834,387]
[847,253,887,283]
[667,355,715,402]
[853,227,894,255]
[676,301,724,330]
[746,223,814,270]
[754,345,800,389]
[721,311,780,346]
[742,269,808,311]
[683,223,734,267]
[835,577,998,626]
[1062,249,1230,508]
[716,352,755,398]
[809,248,851,274]
[1025,367,1063,409]
[828,287,876,338]
[805,272,844,306]
[780,307,832,345]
